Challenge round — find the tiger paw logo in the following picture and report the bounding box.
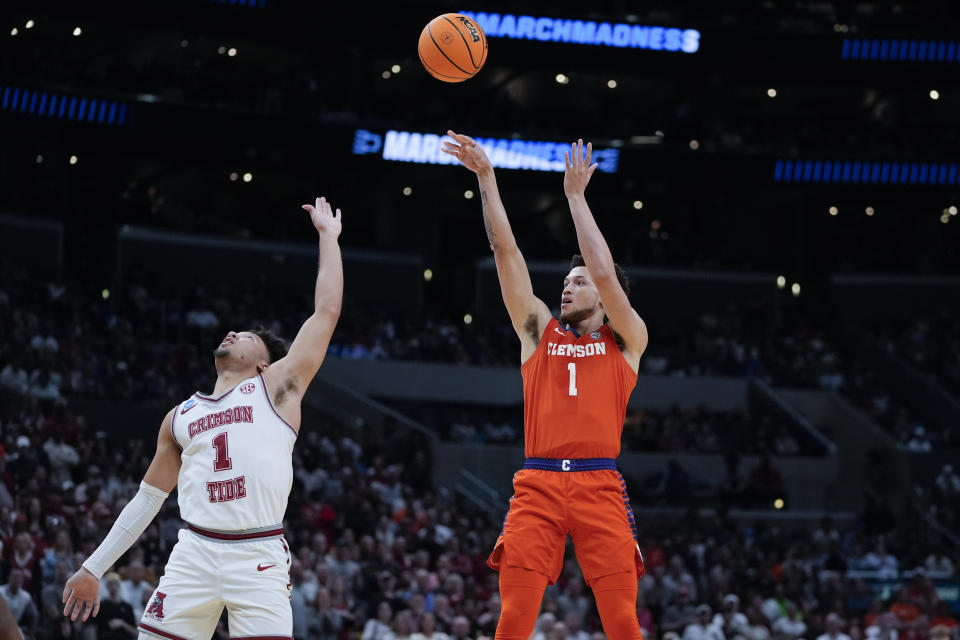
[145,592,166,621]
[239,382,256,394]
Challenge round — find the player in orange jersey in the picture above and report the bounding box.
[442,133,648,640]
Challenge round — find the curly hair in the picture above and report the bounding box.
[247,325,289,363]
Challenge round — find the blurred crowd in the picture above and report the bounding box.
[871,313,960,401]
[3,264,957,457]
[0,386,957,640]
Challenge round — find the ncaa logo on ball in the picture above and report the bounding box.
[456,16,481,42]
[240,383,256,394]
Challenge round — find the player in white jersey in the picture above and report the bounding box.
[61,196,345,640]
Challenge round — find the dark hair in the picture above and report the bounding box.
[570,254,630,297]
[248,325,288,363]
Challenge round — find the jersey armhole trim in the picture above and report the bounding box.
[169,404,183,452]
[605,323,640,381]
[257,372,299,438]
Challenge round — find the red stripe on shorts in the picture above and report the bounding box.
[138,623,190,640]
[187,524,284,541]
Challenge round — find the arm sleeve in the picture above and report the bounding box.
[81,482,169,578]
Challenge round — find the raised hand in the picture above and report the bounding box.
[441,130,493,175]
[301,196,342,239]
[62,567,100,622]
[563,139,598,198]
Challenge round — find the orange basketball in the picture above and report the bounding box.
[418,13,488,83]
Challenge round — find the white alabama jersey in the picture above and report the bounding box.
[170,373,297,530]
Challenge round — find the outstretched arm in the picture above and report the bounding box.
[442,131,551,361]
[264,196,343,419]
[564,139,648,370]
[63,410,180,622]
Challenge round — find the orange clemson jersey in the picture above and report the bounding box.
[522,318,637,459]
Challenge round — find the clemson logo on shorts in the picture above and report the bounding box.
[239,383,256,394]
[145,592,166,621]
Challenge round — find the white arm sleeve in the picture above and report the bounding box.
[81,481,168,578]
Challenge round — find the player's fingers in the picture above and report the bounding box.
[335,208,342,221]
[585,141,593,166]
[62,586,71,604]
[571,142,578,167]
[301,205,315,213]
[92,600,100,618]
[564,150,570,170]
[81,600,91,622]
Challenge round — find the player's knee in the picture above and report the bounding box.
[497,567,548,640]
[593,572,643,640]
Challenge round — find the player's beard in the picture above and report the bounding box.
[559,305,594,327]
[213,346,230,359]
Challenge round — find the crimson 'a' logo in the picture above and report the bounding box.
[145,592,166,620]
[239,383,256,394]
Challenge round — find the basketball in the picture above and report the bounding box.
[418,13,488,83]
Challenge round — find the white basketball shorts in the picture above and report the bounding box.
[137,524,292,640]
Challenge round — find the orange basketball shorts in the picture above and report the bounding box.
[488,459,645,586]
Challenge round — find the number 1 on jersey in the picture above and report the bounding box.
[568,362,578,396]
[212,432,233,471]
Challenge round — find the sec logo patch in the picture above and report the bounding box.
[239,383,256,394]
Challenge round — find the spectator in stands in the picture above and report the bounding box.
[762,584,788,622]
[684,604,725,640]
[818,613,853,640]
[930,625,953,640]
[363,601,394,640]
[772,601,807,639]
[476,595,501,637]
[412,612,448,640]
[564,611,590,640]
[6,532,41,596]
[664,556,698,602]
[663,586,699,633]
[930,602,958,632]
[862,539,899,578]
[532,613,557,640]
[865,612,898,640]
[936,465,960,494]
[40,530,74,585]
[120,559,152,615]
[714,594,749,639]
[450,616,472,640]
[636,592,656,636]
[40,562,72,640]
[556,578,590,626]
[0,568,37,639]
[97,572,138,640]
[925,550,955,576]
[743,605,770,640]
[905,426,932,453]
[309,587,345,640]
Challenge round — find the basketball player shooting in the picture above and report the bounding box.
[61,196,344,640]
[442,133,648,639]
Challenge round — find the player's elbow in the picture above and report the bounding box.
[314,301,342,319]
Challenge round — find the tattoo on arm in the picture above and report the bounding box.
[481,190,496,250]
